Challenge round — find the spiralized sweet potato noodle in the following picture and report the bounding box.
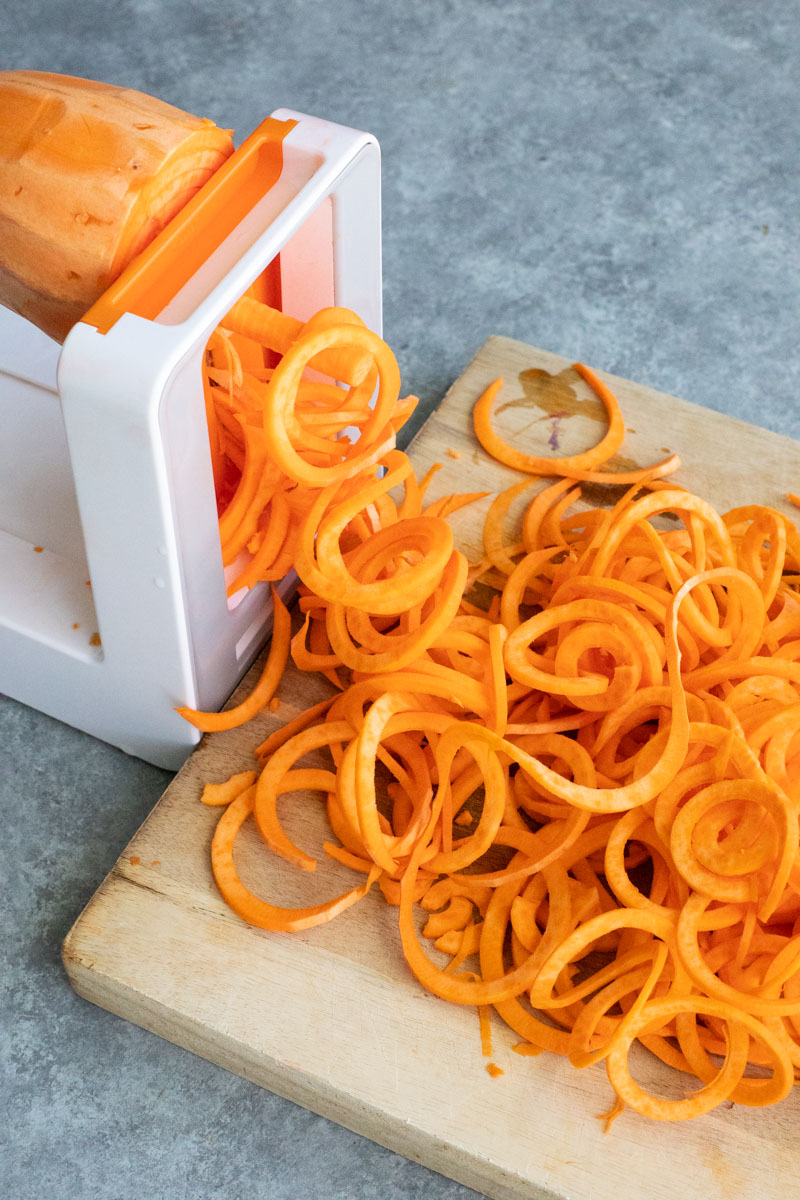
[187,316,800,1125]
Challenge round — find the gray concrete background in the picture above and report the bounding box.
[2,2,799,1198]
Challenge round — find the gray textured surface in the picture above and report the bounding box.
[2,2,799,1198]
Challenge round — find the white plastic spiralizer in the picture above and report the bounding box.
[0,110,381,769]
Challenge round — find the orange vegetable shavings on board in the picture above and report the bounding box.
[179,313,800,1126]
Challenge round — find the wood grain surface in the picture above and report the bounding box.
[63,337,800,1200]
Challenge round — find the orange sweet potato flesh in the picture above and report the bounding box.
[0,70,234,341]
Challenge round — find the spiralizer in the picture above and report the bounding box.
[0,110,381,768]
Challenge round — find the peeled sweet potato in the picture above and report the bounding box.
[0,70,234,340]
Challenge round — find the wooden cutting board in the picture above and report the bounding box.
[63,337,800,1200]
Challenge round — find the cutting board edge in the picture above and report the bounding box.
[477,334,800,451]
[61,885,555,1200]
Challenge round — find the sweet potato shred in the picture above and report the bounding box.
[181,310,800,1126]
